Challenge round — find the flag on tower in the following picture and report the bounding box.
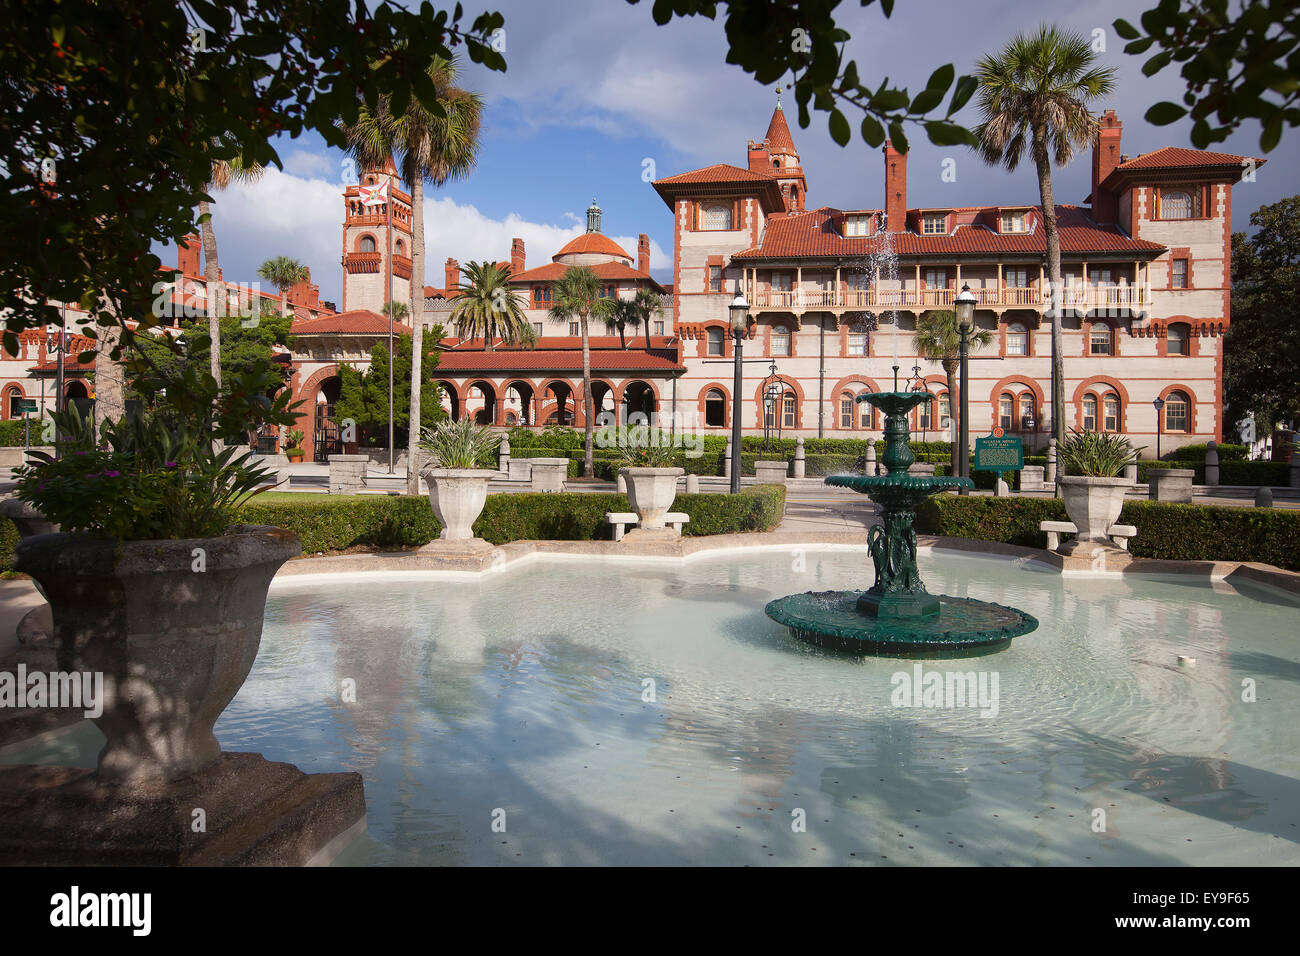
[358,179,389,207]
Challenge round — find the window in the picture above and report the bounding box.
[654,320,665,335]
[1090,325,1113,355]
[1171,258,1189,288]
[1089,268,1112,285]
[771,272,792,292]
[1159,188,1201,219]
[1083,395,1098,431]
[1004,268,1029,287]
[568,321,579,336]
[1167,323,1189,355]
[706,327,725,356]
[771,328,791,356]
[860,395,873,429]
[533,286,552,306]
[840,394,853,429]
[999,395,1014,430]
[1006,322,1028,356]
[918,397,933,431]
[532,322,543,337]
[847,330,867,356]
[700,204,734,230]
[704,389,726,427]
[599,285,615,298]
[1103,394,1120,432]
[7,391,24,419]
[922,213,946,235]
[708,266,723,292]
[1019,394,1035,429]
[1000,211,1027,233]
[924,268,947,289]
[1164,391,1189,432]
[395,239,405,256]
[359,236,376,253]
[783,394,796,428]
[938,396,950,429]
[845,214,871,237]
[846,270,871,290]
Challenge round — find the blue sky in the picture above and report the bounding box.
[173,0,1298,307]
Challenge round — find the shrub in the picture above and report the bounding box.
[1164,442,1248,462]
[1057,429,1140,477]
[420,418,499,469]
[915,495,1300,570]
[0,419,44,448]
[805,454,861,476]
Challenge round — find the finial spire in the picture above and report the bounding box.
[775,86,782,109]
[586,197,602,233]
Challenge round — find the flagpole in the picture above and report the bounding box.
[386,173,394,476]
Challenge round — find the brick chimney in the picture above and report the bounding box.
[883,141,908,232]
[747,140,772,175]
[510,237,525,274]
[1091,110,1123,224]
[445,258,459,291]
[638,234,650,274]
[178,233,201,276]
[286,267,319,310]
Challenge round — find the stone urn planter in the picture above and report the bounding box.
[620,466,684,530]
[1058,476,1133,555]
[421,468,499,540]
[13,525,301,784]
[0,497,59,537]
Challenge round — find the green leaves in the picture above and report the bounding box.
[1145,101,1188,126]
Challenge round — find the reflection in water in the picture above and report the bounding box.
[5,550,1296,866]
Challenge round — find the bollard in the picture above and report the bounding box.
[498,434,511,474]
[1204,439,1219,486]
[865,442,878,477]
[793,437,806,478]
[685,474,700,494]
[723,438,732,479]
[995,477,1009,497]
[1255,486,1273,508]
[1045,438,1057,486]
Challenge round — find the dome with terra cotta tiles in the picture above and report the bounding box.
[552,197,633,267]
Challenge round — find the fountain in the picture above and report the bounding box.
[766,381,1038,656]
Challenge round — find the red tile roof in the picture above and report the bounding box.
[654,163,775,186]
[1113,146,1262,171]
[290,310,413,336]
[445,335,677,351]
[554,232,632,261]
[509,261,662,287]
[653,163,786,212]
[764,105,797,153]
[731,205,1165,259]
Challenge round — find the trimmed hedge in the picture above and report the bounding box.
[1140,459,1289,486]
[1163,442,1248,462]
[915,495,1300,571]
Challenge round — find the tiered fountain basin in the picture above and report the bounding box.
[765,390,1038,656]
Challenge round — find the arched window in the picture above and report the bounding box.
[771,327,792,356]
[706,327,725,356]
[395,239,405,256]
[1006,322,1027,356]
[359,235,377,253]
[1089,323,1113,355]
[1019,393,1035,430]
[1164,391,1190,432]
[859,392,874,429]
[704,388,726,427]
[1167,322,1190,355]
[782,392,797,428]
[999,394,1015,430]
[1103,393,1120,432]
[1082,395,1098,431]
[701,204,734,230]
[840,392,854,429]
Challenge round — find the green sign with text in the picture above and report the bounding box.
[973,436,1024,471]
[15,399,36,413]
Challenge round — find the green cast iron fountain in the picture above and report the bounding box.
[765,387,1038,656]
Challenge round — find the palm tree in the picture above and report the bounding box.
[257,255,310,308]
[604,296,639,349]
[450,261,535,350]
[913,309,994,475]
[343,54,483,495]
[200,154,263,390]
[381,300,410,322]
[549,266,614,477]
[974,25,1116,471]
[631,286,665,351]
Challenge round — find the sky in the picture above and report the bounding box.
[164,0,1299,308]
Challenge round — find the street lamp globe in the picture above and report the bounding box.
[728,282,749,335]
[954,282,976,333]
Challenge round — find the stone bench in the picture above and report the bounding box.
[1040,520,1136,551]
[606,511,690,542]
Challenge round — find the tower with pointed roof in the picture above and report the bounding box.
[747,92,807,212]
[340,158,414,314]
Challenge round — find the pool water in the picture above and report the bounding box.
[11,548,1300,865]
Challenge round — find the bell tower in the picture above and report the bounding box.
[341,156,413,314]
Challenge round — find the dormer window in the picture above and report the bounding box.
[1157,186,1204,220]
[698,203,735,230]
[1000,211,1028,233]
[921,213,946,235]
[844,214,871,237]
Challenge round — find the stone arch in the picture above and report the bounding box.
[696,381,732,428]
[1072,376,1131,432]
[987,375,1045,435]
[753,374,805,430]
[828,374,883,431]
[1,382,24,420]
[294,363,341,454]
[1157,383,1198,436]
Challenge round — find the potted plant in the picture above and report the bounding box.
[618,440,684,531]
[418,418,500,541]
[1057,429,1140,556]
[12,359,300,784]
[285,428,306,463]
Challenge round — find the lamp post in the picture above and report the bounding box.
[1153,396,1165,461]
[954,282,976,496]
[728,282,749,494]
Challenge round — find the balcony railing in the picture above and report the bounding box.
[751,283,1148,313]
[343,251,383,274]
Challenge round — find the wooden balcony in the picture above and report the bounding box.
[751,283,1148,314]
[343,251,382,274]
